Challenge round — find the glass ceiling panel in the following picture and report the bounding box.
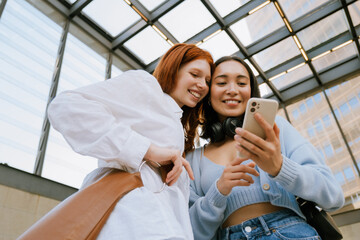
[245,59,259,77]
[82,0,140,37]
[230,2,284,46]
[349,1,360,26]
[138,0,167,12]
[124,26,170,64]
[158,0,216,43]
[209,0,250,17]
[297,10,349,50]
[271,63,312,90]
[312,42,357,72]
[66,0,77,4]
[278,0,331,22]
[199,31,238,62]
[259,83,272,97]
[253,37,300,71]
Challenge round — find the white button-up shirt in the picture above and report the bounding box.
[47,70,193,240]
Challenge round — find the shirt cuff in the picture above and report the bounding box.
[119,130,151,167]
[272,155,299,187]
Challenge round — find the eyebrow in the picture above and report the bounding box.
[214,74,249,79]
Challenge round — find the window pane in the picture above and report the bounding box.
[349,1,360,26]
[43,24,107,188]
[253,37,300,71]
[259,83,272,97]
[111,55,126,79]
[287,88,360,197]
[124,26,170,65]
[278,0,331,22]
[297,10,349,50]
[138,0,167,12]
[326,76,360,194]
[199,31,238,62]
[158,0,216,42]
[82,0,140,37]
[0,0,63,172]
[270,63,312,90]
[209,0,250,17]
[312,42,357,72]
[231,2,284,46]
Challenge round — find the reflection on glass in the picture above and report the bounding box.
[209,0,250,17]
[312,42,357,72]
[326,76,360,196]
[278,0,330,22]
[44,25,106,188]
[271,63,312,90]
[124,26,170,65]
[297,10,348,50]
[82,0,140,37]
[230,2,283,46]
[199,31,238,62]
[138,0,166,12]
[0,0,62,173]
[158,0,216,42]
[349,1,360,26]
[286,87,360,197]
[253,37,300,71]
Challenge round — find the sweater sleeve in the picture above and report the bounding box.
[273,116,344,211]
[187,150,228,240]
[47,70,156,171]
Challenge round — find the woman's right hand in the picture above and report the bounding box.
[144,144,194,186]
[217,157,259,196]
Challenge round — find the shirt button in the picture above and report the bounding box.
[245,226,252,232]
[262,183,270,191]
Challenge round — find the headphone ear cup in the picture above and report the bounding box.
[223,117,243,138]
[210,122,225,142]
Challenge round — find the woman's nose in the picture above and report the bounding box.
[197,77,208,89]
[226,83,237,94]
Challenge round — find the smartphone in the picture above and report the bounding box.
[238,98,279,157]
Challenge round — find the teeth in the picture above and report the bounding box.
[225,100,239,104]
[189,90,200,98]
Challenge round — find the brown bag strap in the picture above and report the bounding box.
[18,170,143,240]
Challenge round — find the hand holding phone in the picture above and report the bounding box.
[238,98,278,157]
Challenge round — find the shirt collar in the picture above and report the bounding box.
[164,93,183,118]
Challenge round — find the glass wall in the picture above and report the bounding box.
[285,74,360,198]
[0,0,63,172]
[43,23,108,188]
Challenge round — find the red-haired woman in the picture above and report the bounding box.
[47,43,214,240]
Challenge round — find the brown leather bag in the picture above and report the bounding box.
[17,169,143,240]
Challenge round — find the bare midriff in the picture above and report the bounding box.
[222,202,285,228]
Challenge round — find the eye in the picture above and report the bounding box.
[216,82,226,86]
[190,72,198,78]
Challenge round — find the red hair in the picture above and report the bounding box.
[153,43,214,153]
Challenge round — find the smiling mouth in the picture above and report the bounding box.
[223,100,240,104]
[189,90,200,98]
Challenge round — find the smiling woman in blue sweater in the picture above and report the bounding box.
[186,56,344,240]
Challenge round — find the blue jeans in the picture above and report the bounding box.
[219,209,321,240]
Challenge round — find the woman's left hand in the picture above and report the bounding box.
[234,113,283,176]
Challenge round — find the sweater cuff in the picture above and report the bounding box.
[120,130,151,167]
[272,155,299,187]
[205,179,228,207]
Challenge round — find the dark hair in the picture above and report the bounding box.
[153,43,214,153]
[200,56,260,142]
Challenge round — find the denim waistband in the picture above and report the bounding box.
[220,209,307,239]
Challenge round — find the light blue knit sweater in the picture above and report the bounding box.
[187,116,344,240]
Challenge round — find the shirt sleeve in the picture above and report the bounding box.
[272,116,344,211]
[187,151,228,240]
[47,70,158,171]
